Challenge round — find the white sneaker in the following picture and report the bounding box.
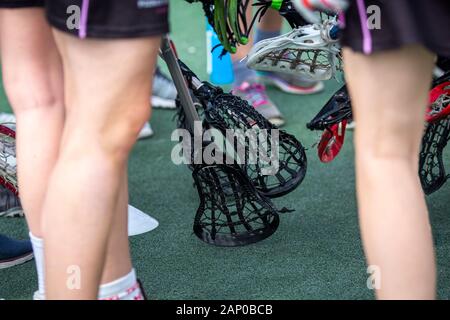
[346,121,356,130]
[151,67,177,109]
[138,122,154,140]
[128,205,159,236]
[0,112,16,124]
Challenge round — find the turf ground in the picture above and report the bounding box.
[1,2,449,300]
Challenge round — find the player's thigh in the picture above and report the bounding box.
[0,8,64,112]
[343,45,435,158]
[53,31,161,150]
[45,0,168,133]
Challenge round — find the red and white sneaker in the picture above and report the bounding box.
[232,81,285,127]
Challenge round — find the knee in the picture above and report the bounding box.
[3,78,64,115]
[104,117,149,163]
[356,143,419,181]
[355,127,423,168]
[64,102,151,164]
[358,144,418,164]
[104,103,151,154]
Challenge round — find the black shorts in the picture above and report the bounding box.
[0,0,169,39]
[341,0,450,57]
[0,0,43,7]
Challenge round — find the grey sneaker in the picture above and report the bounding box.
[232,81,285,127]
[0,185,22,218]
[151,67,177,109]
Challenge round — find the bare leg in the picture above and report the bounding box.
[0,8,64,237]
[343,45,436,299]
[42,32,160,299]
[258,8,283,32]
[101,172,131,284]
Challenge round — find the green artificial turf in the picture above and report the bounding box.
[0,2,449,300]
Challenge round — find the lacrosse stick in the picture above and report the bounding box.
[193,164,280,246]
[307,85,352,162]
[248,1,342,80]
[419,117,450,195]
[175,100,283,246]
[426,72,450,123]
[0,123,23,218]
[246,19,342,81]
[174,58,307,198]
[162,35,286,246]
[419,72,450,194]
[436,56,450,77]
[0,124,18,196]
[187,0,253,55]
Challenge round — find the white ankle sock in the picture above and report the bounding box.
[98,269,144,300]
[29,232,45,299]
[29,232,143,300]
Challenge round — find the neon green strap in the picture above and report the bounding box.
[271,0,283,11]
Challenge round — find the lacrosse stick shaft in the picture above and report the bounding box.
[160,36,202,135]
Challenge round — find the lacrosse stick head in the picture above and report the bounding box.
[186,0,252,55]
[437,56,450,73]
[246,22,342,81]
[307,85,351,131]
[419,116,450,195]
[192,164,280,246]
[307,85,351,163]
[419,75,450,194]
[174,59,307,197]
[317,120,347,163]
[426,80,450,123]
[0,124,18,196]
[203,90,307,198]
